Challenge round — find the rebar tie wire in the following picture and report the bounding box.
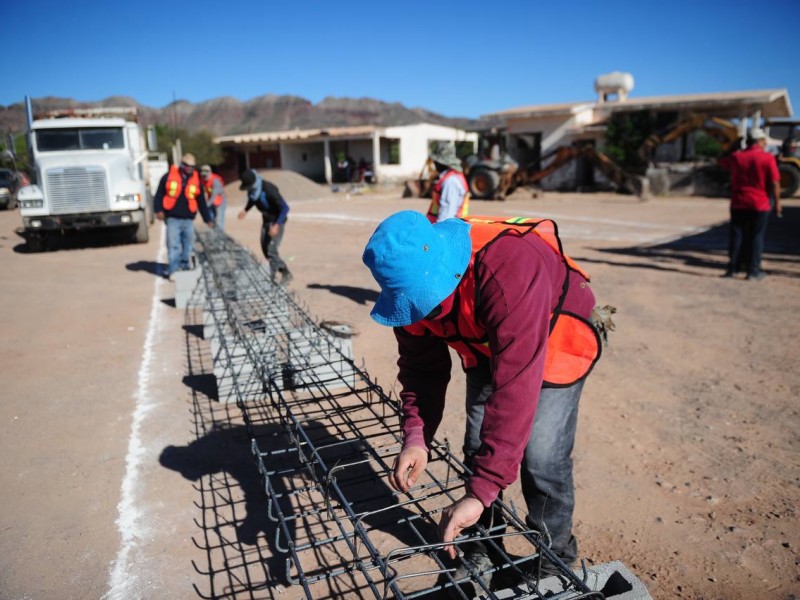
[195,229,596,599]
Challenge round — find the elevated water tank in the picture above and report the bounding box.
[595,72,635,103]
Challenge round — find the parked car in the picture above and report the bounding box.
[0,168,19,210]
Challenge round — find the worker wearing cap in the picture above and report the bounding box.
[363,211,603,585]
[237,168,293,284]
[199,164,227,231]
[718,128,782,280]
[426,142,469,223]
[154,153,214,280]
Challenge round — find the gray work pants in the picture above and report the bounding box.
[464,365,583,564]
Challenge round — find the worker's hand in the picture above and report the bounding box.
[206,220,215,228]
[439,495,485,559]
[269,223,280,237]
[238,210,247,220]
[155,211,164,221]
[388,445,428,493]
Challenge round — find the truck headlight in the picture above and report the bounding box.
[115,193,141,204]
[20,199,44,209]
[0,187,9,195]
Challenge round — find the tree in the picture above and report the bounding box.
[0,133,31,175]
[153,124,222,166]
[604,111,675,175]
[694,132,723,159]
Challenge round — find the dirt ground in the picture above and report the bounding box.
[0,175,798,600]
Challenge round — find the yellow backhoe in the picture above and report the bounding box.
[640,113,800,197]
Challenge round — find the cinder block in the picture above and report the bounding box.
[174,268,202,309]
[491,560,651,600]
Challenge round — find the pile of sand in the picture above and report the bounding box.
[224,169,336,203]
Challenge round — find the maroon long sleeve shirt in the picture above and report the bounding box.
[394,232,596,506]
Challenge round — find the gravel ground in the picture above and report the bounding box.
[0,178,798,599]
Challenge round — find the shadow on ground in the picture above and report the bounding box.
[307,283,379,305]
[160,307,430,599]
[577,205,799,278]
[12,226,151,254]
[126,260,164,277]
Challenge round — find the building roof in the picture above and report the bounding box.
[483,89,793,120]
[485,101,594,118]
[216,125,380,145]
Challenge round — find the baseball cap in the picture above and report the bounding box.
[239,169,257,190]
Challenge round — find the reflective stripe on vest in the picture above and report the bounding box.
[404,216,601,387]
[203,173,225,207]
[162,166,200,212]
[427,169,470,220]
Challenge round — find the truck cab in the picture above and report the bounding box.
[18,108,152,251]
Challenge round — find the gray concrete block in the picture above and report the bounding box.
[490,560,651,600]
[174,267,202,309]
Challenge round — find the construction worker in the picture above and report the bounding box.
[199,164,227,230]
[426,141,469,223]
[363,211,604,588]
[237,168,293,284]
[718,128,782,280]
[154,153,214,280]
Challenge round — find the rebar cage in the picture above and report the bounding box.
[190,229,641,600]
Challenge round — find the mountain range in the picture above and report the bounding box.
[0,95,489,136]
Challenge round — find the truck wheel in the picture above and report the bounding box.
[469,168,501,200]
[778,162,800,197]
[133,216,149,244]
[27,234,47,253]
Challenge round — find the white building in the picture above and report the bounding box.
[480,73,793,192]
[214,122,477,186]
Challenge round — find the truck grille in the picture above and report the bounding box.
[46,166,109,214]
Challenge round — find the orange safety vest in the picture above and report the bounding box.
[427,170,470,221]
[202,172,225,207]
[405,216,601,387]
[162,166,200,212]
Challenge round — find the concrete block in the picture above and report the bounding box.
[490,560,651,600]
[174,267,202,309]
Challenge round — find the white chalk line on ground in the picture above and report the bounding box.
[103,225,167,600]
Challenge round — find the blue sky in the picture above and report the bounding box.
[5,0,799,119]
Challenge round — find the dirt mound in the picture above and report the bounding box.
[223,169,335,203]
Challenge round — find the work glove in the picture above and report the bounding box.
[591,304,617,346]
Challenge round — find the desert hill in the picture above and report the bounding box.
[0,94,486,136]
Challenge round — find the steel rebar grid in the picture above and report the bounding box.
[195,230,597,599]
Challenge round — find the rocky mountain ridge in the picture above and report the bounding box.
[0,94,487,136]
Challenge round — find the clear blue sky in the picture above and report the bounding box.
[5,0,799,119]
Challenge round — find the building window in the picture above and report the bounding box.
[380,138,400,165]
[428,139,474,159]
[455,141,475,158]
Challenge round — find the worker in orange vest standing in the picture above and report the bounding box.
[426,141,469,223]
[154,153,214,280]
[363,211,609,591]
[199,164,228,231]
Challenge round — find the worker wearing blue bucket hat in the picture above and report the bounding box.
[363,210,472,326]
[363,210,607,586]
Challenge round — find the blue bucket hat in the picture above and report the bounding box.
[362,211,472,327]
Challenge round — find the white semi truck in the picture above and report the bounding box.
[18,97,158,252]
